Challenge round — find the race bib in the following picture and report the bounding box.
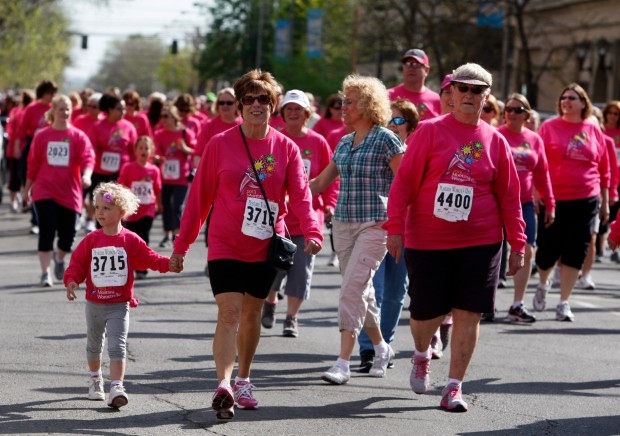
[162,159,180,180]
[46,141,69,167]
[91,246,128,288]
[302,158,311,179]
[241,197,278,240]
[101,152,121,172]
[433,183,473,222]
[131,181,153,205]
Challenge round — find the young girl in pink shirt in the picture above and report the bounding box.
[64,182,178,408]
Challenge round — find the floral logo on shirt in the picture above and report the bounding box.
[303,149,312,158]
[107,129,124,148]
[511,141,531,170]
[442,141,484,183]
[417,103,428,118]
[564,131,592,162]
[238,154,277,198]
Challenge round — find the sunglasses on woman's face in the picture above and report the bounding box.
[505,106,527,114]
[240,95,271,105]
[560,95,578,101]
[218,101,235,106]
[482,106,494,113]
[387,117,407,126]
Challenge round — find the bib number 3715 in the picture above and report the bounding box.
[433,183,473,222]
[91,246,128,288]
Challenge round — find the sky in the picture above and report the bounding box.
[61,0,210,89]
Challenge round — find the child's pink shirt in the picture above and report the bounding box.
[118,161,162,221]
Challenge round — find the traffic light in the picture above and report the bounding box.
[171,40,178,55]
[81,34,88,50]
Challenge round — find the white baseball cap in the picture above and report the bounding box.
[280,90,310,110]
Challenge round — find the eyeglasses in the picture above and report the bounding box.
[482,106,494,113]
[218,101,235,106]
[505,106,527,114]
[387,117,407,126]
[560,95,578,101]
[402,61,424,69]
[240,95,271,105]
[453,83,487,95]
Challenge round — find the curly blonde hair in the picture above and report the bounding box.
[93,182,139,217]
[342,74,391,126]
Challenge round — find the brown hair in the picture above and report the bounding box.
[390,98,419,135]
[602,100,620,129]
[556,83,592,120]
[233,69,279,115]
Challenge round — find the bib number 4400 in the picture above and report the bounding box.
[433,183,473,222]
[436,191,471,209]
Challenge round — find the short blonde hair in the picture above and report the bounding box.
[342,74,391,126]
[93,182,139,217]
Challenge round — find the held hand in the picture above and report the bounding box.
[600,205,610,226]
[66,282,79,301]
[506,252,525,276]
[386,235,403,263]
[170,253,185,273]
[544,210,555,228]
[304,240,321,255]
[609,238,619,251]
[82,175,92,189]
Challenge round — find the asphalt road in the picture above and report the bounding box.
[1,194,619,435]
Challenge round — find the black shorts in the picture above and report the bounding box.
[208,259,277,299]
[535,197,598,270]
[405,242,502,320]
[33,199,80,252]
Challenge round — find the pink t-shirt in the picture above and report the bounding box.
[325,125,348,152]
[280,129,337,234]
[604,135,619,200]
[89,118,138,175]
[154,128,196,186]
[6,106,24,158]
[173,126,323,261]
[27,126,95,213]
[73,114,102,134]
[605,127,620,149]
[385,113,526,253]
[538,117,610,201]
[312,117,345,139]
[181,115,201,138]
[269,114,286,132]
[387,85,441,121]
[195,116,242,158]
[21,101,51,138]
[124,112,153,138]
[64,228,170,304]
[118,161,162,221]
[497,125,555,211]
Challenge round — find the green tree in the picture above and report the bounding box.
[0,0,71,89]
[157,47,200,94]
[90,35,165,96]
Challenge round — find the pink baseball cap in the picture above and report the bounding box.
[440,74,453,91]
[401,48,429,67]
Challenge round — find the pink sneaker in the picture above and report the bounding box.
[212,386,235,420]
[440,383,468,412]
[410,353,431,394]
[233,381,258,409]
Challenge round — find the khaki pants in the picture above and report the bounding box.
[332,220,387,335]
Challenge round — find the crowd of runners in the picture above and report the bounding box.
[1,47,620,418]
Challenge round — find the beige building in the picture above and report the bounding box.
[515,0,619,111]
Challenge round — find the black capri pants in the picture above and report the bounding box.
[535,196,599,270]
[33,199,80,252]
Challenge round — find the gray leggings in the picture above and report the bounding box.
[85,301,129,361]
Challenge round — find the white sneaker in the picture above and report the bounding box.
[575,275,595,290]
[88,377,105,401]
[40,272,53,287]
[369,345,395,377]
[327,252,339,267]
[107,384,129,408]
[30,225,39,235]
[321,365,350,385]
[532,281,550,311]
[556,301,574,322]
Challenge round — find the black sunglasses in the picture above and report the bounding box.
[505,106,527,114]
[560,95,578,101]
[453,83,487,95]
[218,101,235,106]
[240,95,271,105]
[482,106,494,113]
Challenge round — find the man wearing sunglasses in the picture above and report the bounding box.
[388,48,441,121]
[384,63,526,412]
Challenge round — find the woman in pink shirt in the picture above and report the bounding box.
[153,102,195,247]
[84,93,138,231]
[171,70,322,420]
[24,95,95,287]
[498,93,555,323]
[384,63,526,412]
[602,101,620,262]
[6,90,34,212]
[123,91,153,139]
[312,93,345,139]
[261,89,337,338]
[118,136,163,279]
[72,93,103,134]
[533,84,610,322]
